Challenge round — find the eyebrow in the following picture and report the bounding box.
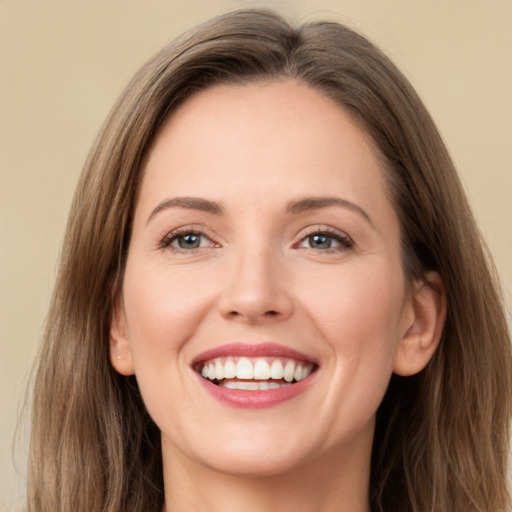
[147,197,224,224]
[287,197,374,227]
[146,195,374,227]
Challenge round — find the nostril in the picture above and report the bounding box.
[229,310,277,316]
[226,309,280,321]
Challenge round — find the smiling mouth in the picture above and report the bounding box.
[194,356,316,390]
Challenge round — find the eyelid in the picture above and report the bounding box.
[160,224,220,251]
[294,225,354,250]
[158,223,354,253]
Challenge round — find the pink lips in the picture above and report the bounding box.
[192,343,318,409]
[192,342,318,365]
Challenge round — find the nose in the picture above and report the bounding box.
[218,246,294,324]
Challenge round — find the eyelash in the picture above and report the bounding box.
[160,227,218,253]
[160,226,354,254]
[295,227,354,252]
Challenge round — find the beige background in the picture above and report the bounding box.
[1,1,511,510]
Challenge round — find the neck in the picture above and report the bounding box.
[161,439,371,512]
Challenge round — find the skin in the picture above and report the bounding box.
[111,80,445,512]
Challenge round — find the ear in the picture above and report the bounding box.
[109,296,135,376]
[393,271,446,376]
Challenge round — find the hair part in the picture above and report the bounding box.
[28,10,511,512]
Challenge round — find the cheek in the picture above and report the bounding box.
[307,258,404,340]
[304,260,405,394]
[309,266,405,441]
[120,266,217,428]
[122,264,217,365]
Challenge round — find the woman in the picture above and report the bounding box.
[27,9,512,512]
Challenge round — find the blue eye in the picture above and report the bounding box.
[162,230,213,251]
[174,233,203,249]
[308,234,334,249]
[298,231,353,251]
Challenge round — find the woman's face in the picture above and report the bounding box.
[112,81,418,477]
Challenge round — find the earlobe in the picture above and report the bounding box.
[109,297,135,376]
[393,271,446,377]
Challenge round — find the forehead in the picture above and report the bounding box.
[153,80,382,161]
[137,80,394,227]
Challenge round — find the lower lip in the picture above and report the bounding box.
[196,374,315,409]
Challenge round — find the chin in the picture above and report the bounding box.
[163,425,318,479]
[201,447,311,478]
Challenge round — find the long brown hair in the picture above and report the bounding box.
[28,10,512,512]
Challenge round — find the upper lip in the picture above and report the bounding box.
[191,342,319,366]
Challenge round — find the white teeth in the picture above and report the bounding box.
[207,363,216,380]
[236,357,254,379]
[253,359,271,380]
[236,381,260,390]
[224,359,236,379]
[293,364,303,382]
[199,356,315,385]
[220,380,293,390]
[215,359,224,380]
[283,361,295,382]
[270,360,284,379]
